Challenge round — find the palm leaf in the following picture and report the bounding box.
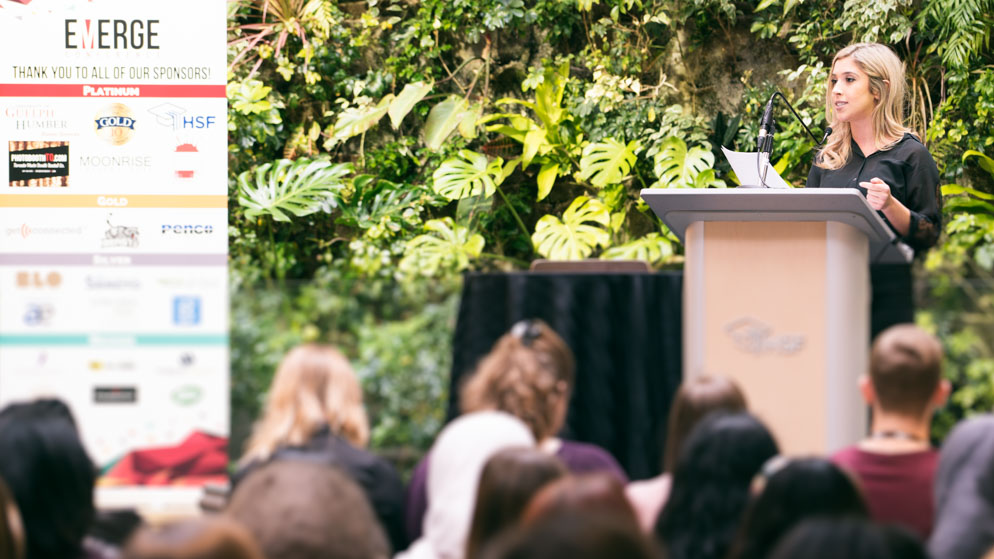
[237,158,352,222]
[331,95,393,143]
[532,196,610,260]
[652,136,717,188]
[424,97,470,150]
[601,233,674,265]
[399,218,485,276]
[388,81,433,129]
[578,138,640,188]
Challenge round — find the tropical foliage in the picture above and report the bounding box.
[227,0,994,460]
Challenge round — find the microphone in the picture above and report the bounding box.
[818,126,833,146]
[757,94,777,156]
[753,91,829,187]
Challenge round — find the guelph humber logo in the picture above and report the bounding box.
[102,214,139,248]
[94,104,136,146]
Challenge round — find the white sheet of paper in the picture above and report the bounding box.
[721,146,793,189]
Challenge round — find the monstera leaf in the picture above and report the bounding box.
[601,233,675,265]
[578,138,640,188]
[337,174,427,230]
[400,218,485,276]
[432,150,504,201]
[652,136,724,188]
[532,196,611,260]
[237,158,352,222]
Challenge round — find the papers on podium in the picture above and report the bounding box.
[721,146,793,189]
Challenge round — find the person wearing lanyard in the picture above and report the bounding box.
[806,42,942,336]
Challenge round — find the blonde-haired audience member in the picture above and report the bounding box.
[405,320,626,542]
[0,477,24,559]
[232,344,404,551]
[832,324,948,539]
[122,517,264,559]
[929,415,994,559]
[626,374,747,532]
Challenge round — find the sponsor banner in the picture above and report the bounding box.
[0,345,228,468]
[0,1,225,87]
[0,208,228,253]
[0,84,226,98]
[0,98,226,193]
[0,194,227,208]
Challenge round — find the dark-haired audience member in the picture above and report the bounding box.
[522,473,640,529]
[832,324,948,539]
[466,448,567,559]
[769,517,888,559]
[479,511,662,559]
[226,460,390,559]
[726,457,869,559]
[929,415,994,559]
[626,375,747,531]
[0,476,25,559]
[0,399,106,559]
[122,517,265,559]
[406,320,626,542]
[232,344,405,551]
[399,412,534,559]
[654,412,778,559]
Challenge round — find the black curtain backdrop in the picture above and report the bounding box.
[448,271,684,480]
[446,267,911,481]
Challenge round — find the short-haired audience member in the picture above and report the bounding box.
[522,473,640,529]
[479,511,662,559]
[232,344,405,551]
[122,517,265,559]
[726,457,869,559]
[0,476,25,559]
[831,324,948,539]
[466,448,567,559]
[929,415,994,559]
[405,320,626,542]
[654,412,779,559]
[226,461,390,559]
[399,412,535,559]
[626,375,747,531]
[0,399,106,559]
[769,517,928,559]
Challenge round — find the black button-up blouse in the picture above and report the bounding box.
[806,133,942,252]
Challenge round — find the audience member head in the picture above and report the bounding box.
[662,374,747,473]
[241,343,369,464]
[479,511,661,559]
[401,411,535,559]
[0,399,96,559]
[654,411,779,559]
[523,473,639,529]
[0,476,25,559]
[862,324,947,419]
[226,460,389,559]
[929,415,994,559]
[727,457,868,559]
[769,517,896,559]
[460,319,575,441]
[466,447,567,559]
[122,517,265,559]
[878,525,929,559]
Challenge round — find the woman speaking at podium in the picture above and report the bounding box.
[806,42,942,335]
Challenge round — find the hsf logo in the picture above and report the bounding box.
[64,19,160,50]
[148,104,218,130]
[172,296,202,326]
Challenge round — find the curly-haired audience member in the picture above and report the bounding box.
[466,448,567,559]
[405,320,626,542]
[654,412,778,559]
[627,374,747,531]
[233,344,405,551]
[227,460,390,559]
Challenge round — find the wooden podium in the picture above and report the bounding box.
[640,188,912,455]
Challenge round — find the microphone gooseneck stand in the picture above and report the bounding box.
[755,91,831,188]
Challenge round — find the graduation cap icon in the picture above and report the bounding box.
[147,103,187,128]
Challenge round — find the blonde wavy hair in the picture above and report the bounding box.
[241,344,369,465]
[460,320,575,441]
[816,42,915,170]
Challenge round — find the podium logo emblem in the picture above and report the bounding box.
[725,317,805,356]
